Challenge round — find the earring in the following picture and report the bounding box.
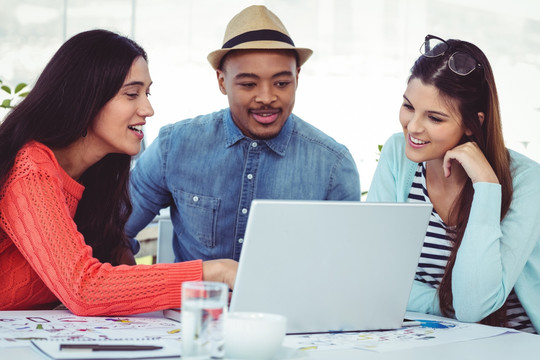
[81,129,87,137]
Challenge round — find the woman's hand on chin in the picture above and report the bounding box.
[443,142,499,184]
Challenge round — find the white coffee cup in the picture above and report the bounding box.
[224,312,287,359]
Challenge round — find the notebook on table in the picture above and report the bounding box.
[229,200,432,334]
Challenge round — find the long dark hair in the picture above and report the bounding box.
[0,29,147,265]
[410,38,513,326]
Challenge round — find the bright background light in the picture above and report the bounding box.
[1,0,539,191]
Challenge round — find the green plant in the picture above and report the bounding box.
[1,79,29,109]
[377,144,383,157]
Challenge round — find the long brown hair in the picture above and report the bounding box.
[0,30,147,265]
[410,38,513,326]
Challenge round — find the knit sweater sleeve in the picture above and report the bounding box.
[451,152,540,324]
[0,144,202,316]
[367,133,417,202]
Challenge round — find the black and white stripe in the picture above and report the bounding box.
[408,163,454,286]
[506,290,535,333]
[408,162,535,333]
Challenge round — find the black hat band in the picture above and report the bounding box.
[222,29,295,49]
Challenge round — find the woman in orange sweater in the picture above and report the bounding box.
[0,29,237,316]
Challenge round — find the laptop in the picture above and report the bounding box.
[229,200,432,334]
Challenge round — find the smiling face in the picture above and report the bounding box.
[399,78,471,163]
[217,50,299,140]
[88,56,154,157]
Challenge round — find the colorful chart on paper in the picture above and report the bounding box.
[284,317,516,353]
[0,310,182,347]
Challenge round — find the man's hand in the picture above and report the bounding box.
[202,259,239,289]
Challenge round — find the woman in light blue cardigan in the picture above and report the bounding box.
[367,35,540,333]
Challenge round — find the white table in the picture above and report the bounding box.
[2,311,539,359]
[303,332,540,359]
[3,331,540,359]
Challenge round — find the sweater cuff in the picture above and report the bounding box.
[470,182,502,229]
[167,259,203,307]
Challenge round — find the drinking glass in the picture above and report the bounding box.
[181,281,228,359]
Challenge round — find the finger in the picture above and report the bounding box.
[443,152,453,178]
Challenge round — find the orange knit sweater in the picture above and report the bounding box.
[0,141,202,315]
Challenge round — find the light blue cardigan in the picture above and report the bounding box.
[367,133,540,332]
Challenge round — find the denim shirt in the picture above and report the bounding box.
[126,109,360,262]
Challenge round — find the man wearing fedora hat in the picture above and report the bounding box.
[126,5,360,262]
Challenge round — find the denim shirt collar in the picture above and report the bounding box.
[223,109,292,157]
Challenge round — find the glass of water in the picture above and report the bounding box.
[181,281,228,359]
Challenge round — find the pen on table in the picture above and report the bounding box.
[60,344,163,351]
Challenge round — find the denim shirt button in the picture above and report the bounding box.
[192,196,199,202]
[241,208,248,214]
[238,238,244,244]
[247,174,253,180]
[251,142,258,148]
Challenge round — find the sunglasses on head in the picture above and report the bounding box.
[420,34,482,76]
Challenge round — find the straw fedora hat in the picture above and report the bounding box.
[207,5,313,70]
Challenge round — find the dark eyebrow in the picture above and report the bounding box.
[234,73,259,80]
[234,71,294,81]
[403,94,450,118]
[122,81,153,88]
[272,71,294,78]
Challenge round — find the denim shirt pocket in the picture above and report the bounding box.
[173,188,220,248]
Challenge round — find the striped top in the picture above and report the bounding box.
[408,162,535,333]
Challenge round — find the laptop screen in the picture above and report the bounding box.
[229,200,432,334]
